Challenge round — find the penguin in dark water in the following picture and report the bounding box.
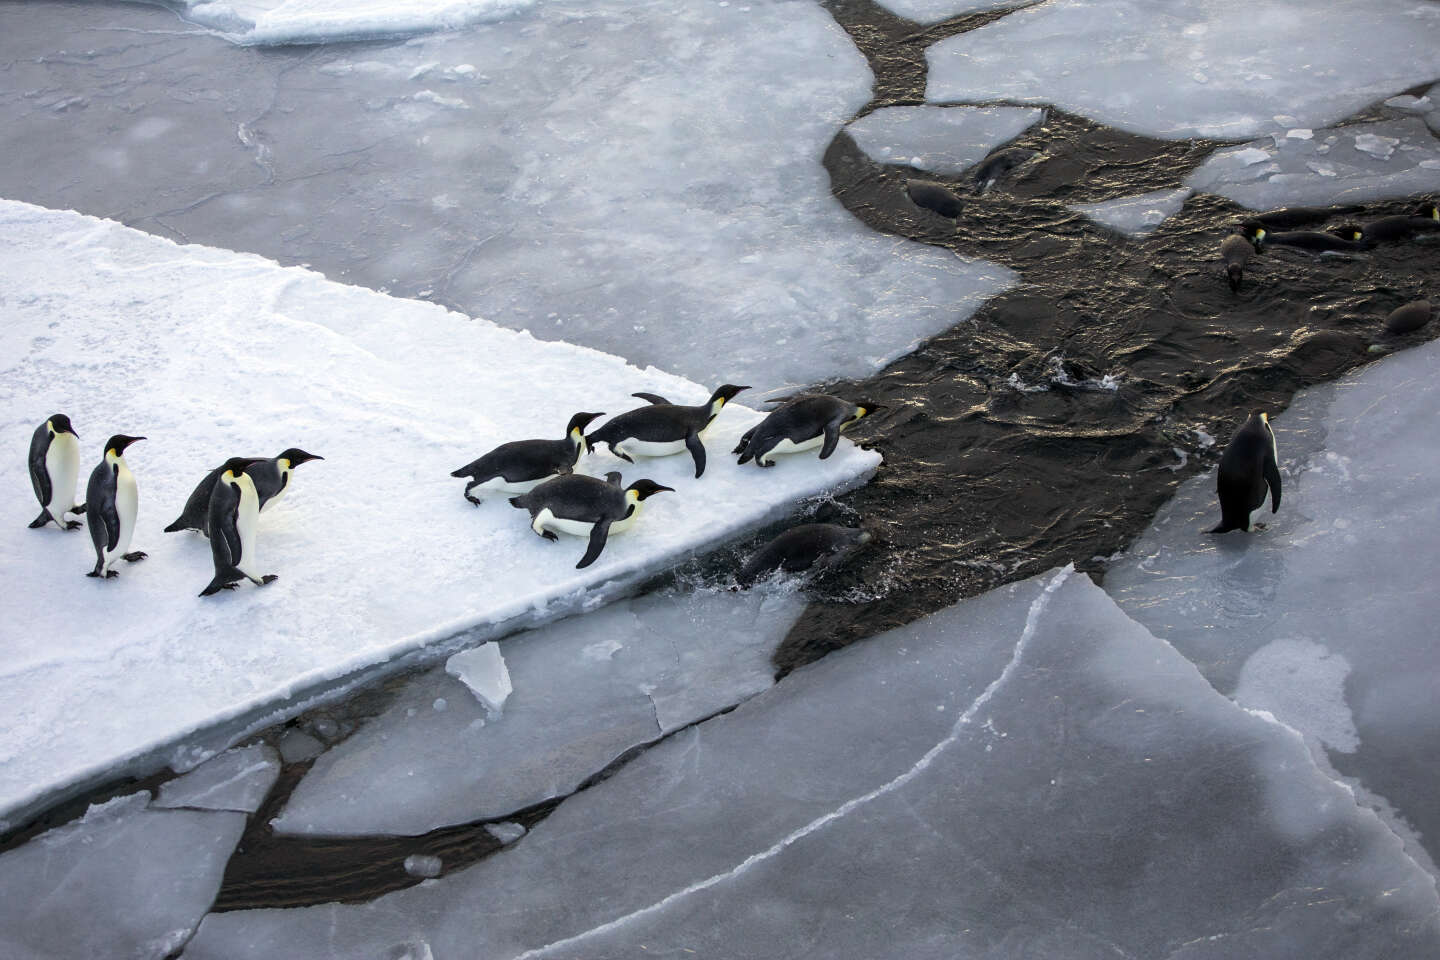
[972,147,1035,193]
[735,523,874,587]
[586,385,748,479]
[85,435,147,578]
[200,457,279,597]
[28,414,85,530]
[1384,300,1432,334]
[509,472,673,568]
[1349,203,1440,245]
[165,448,324,535]
[1241,222,1367,253]
[1251,205,1361,230]
[1209,411,1281,534]
[451,412,604,504]
[905,180,963,219]
[733,395,881,467]
[1218,232,1256,293]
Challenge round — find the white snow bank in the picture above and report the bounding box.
[0,199,879,828]
[186,571,1440,958]
[928,0,1440,140]
[844,105,1043,176]
[1070,186,1193,236]
[160,0,533,45]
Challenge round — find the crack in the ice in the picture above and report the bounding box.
[510,567,1072,959]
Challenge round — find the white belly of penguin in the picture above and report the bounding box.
[235,481,262,576]
[760,435,823,464]
[533,505,642,538]
[261,471,290,511]
[615,438,687,459]
[477,473,556,495]
[108,462,139,564]
[45,434,80,516]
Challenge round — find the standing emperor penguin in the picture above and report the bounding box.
[165,448,324,535]
[451,412,604,503]
[586,385,748,478]
[1209,411,1282,534]
[85,434,147,578]
[28,413,85,530]
[201,457,280,597]
[733,395,880,467]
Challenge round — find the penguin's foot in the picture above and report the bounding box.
[123,552,148,563]
[86,570,103,578]
[615,451,634,464]
[261,574,279,585]
[541,530,559,542]
[759,459,776,469]
[29,511,51,529]
[65,520,83,530]
[105,570,119,579]
[465,494,482,506]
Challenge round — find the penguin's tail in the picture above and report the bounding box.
[508,496,525,509]
[163,516,190,533]
[450,462,477,479]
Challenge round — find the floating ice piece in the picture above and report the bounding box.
[164,0,535,45]
[153,743,281,813]
[485,821,526,844]
[844,105,1043,176]
[1384,94,1432,115]
[404,854,443,878]
[0,200,878,828]
[1070,186,1193,236]
[0,792,245,960]
[1106,335,1440,877]
[445,643,512,715]
[872,0,1023,25]
[186,571,1440,958]
[271,588,805,835]
[928,0,1440,139]
[1189,118,1440,207]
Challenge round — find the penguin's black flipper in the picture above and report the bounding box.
[685,432,706,478]
[29,511,51,529]
[818,422,842,460]
[99,497,121,553]
[632,392,670,405]
[732,426,756,457]
[1264,460,1283,513]
[577,518,613,569]
[29,438,51,508]
[508,495,527,509]
[222,502,244,567]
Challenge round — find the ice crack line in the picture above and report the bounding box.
[512,566,1074,959]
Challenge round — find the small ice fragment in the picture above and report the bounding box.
[1384,94,1431,114]
[278,730,325,764]
[581,638,623,662]
[1420,159,1440,169]
[1305,161,1337,177]
[485,821,527,844]
[403,854,443,878]
[408,63,439,80]
[445,643,512,715]
[1231,147,1271,165]
[432,698,448,712]
[412,90,468,110]
[1353,133,1399,159]
[1286,129,1313,140]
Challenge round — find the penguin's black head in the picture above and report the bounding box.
[221,456,266,477]
[852,400,885,420]
[1415,201,1439,221]
[105,434,145,456]
[1248,409,1270,425]
[278,448,323,467]
[1238,221,1266,247]
[626,479,674,501]
[48,413,77,437]
[566,412,605,435]
[709,384,750,407]
[1330,223,1365,243]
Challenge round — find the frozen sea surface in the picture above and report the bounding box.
[928,0,1440,139]
[844,105,1043,176]
[871,0,1021,26]
[0,199,878,828]
[186,570,1440,958]
[160,0,534,44]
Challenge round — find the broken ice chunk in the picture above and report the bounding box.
[485,821,527,844]
[154,743,281,813]
[445,643,512,716]
[403,854,443,878]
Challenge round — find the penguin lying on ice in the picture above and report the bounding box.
[586,384,748,479]
[85,434,147,578]
[200,457,279,597]
[165,448,324,535]
[733,395,880,467]
[735,522,874,587]
[28,413,85,530]
[451,412,604,504]
[509,472,673,569]
[1209,411,1281,534]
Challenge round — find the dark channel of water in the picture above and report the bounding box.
[2,0,1438,916]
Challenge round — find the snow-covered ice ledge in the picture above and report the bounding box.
[0,199,880,828]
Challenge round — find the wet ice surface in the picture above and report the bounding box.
[1189,118,1440,208]
[0,199,877,827]
[0,0,1014,389]
[163,0,534,44]
[1105,336,1440,877]
[186,570,1440,958]
[844,105,1043,176]
[870,0,1020,25]
[153,744,281,814]
[0,792,244,960]
[272,587,804,836]
[927,0,1440,139]
[1070,186,1194,236]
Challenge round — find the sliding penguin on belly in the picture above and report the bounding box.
[1209,411,1282,534]
[201,457,279,596]
[451,412,604,504]
[165,448,323,536]
[509,472,673,568]
[586,384,748,478]
[734,395,880,467]
[28,414,85,530]
[85,435,147,578]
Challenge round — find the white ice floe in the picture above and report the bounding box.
[444,643,511,715]
[927,0,1440,140]
[871,0,1022,26]
[153,743,281,814]
[0,792,245,960]
[163,0,534,45]
[186,570,1440,958]
[272,586,804,835]
[0,199,878,828]
[1189,118,1440,207]
[1106,336,1440,879]
[844,105,1043,176]
[1070,186,1193,236]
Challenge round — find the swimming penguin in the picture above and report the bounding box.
[972,147,1036,193]
[1251,205,1361,230]
[85,435,146,578]
[586,385,749,479]
[1241,222,1367,253]
[733,395,881,467]
[905,180,963,219]
[165,448,324,535]
[1209,411,1281,534]
[1219,232,1256,293]
[509,472,674,568]
[200,457,279,597]
[1350,204,1440,245]
[28,414,85,530]
[1384,299,1432,334]
[451,412,604,504]
[735,523,874,587]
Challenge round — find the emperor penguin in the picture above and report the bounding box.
[1350,204,1440,245]
[733,395,881,467]
[165,448,323,535]
[586,384,749,478]
[200,457,279,596]
[1209,411,1281,534]
[905,180,963,219]
[736,523,875,587]
[28,414,85,530]
[509,472,673,568]
[451,412,604,504]
[85,434,147,578]
[1218,232,1255,293]
[1241,221,1367,253]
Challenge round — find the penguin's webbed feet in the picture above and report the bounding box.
[123,551,147,563]
[29,512,52,529]
[465,494,482,506]
[759,459,776,469]
[541,530,559,542]
[86,569,103,578]
[261,574,279,585]
[65,520,83,530]
[105,570,119,579]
